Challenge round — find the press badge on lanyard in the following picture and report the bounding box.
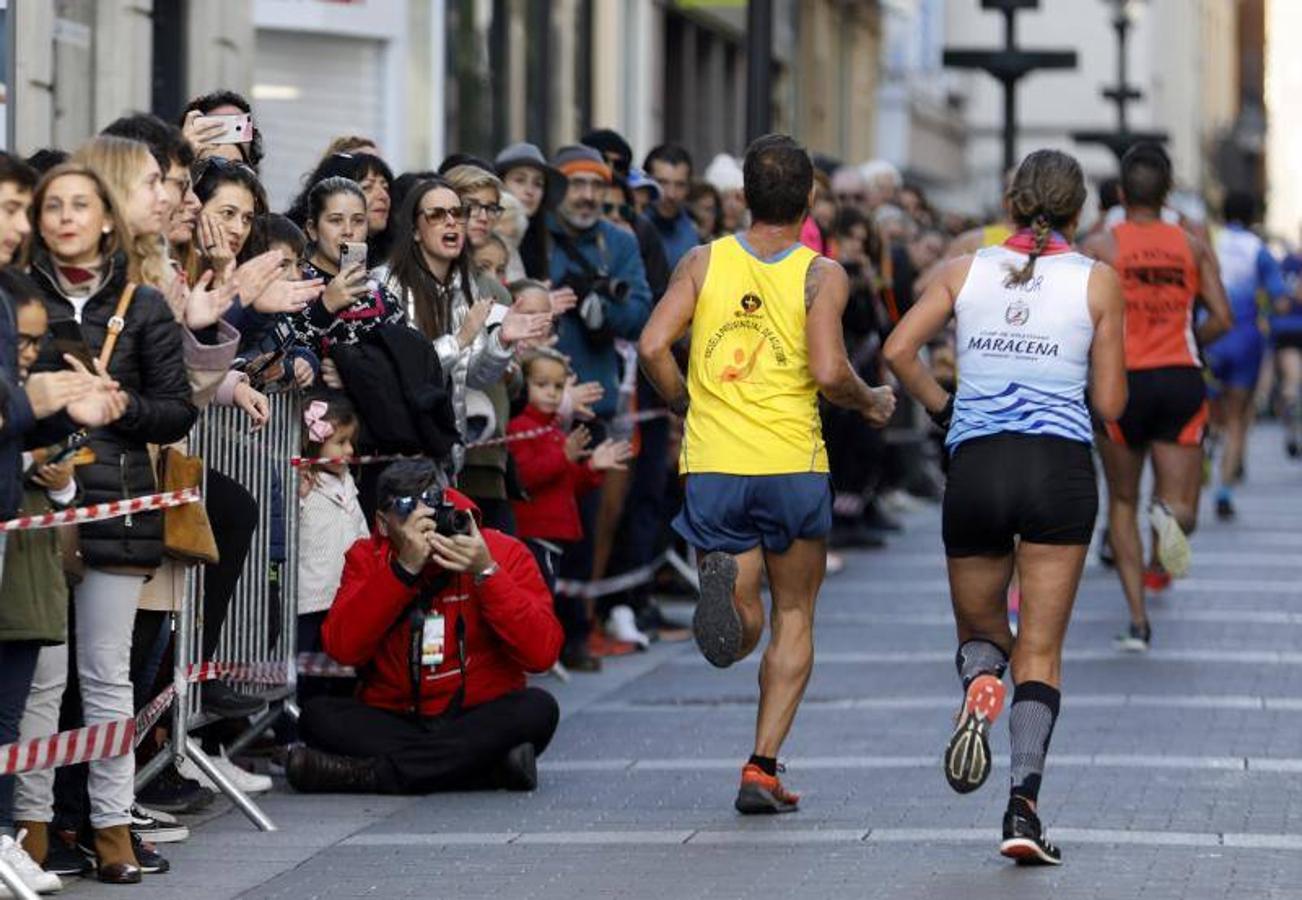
[421,613,446,667]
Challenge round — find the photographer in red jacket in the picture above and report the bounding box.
[287,459,564,794]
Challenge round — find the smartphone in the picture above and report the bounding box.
[48,319,96,370]
[339,241,368,273]
[195,113,253,145]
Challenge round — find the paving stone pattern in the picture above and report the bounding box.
[62,427,1302,899]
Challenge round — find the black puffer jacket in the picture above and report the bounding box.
[29,250,197,570]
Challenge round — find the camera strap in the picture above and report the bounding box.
[552,228,610,280]
[406,571,452,719]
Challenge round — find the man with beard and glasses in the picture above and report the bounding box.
[544,145,651,670]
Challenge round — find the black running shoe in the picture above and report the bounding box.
[45,830,93,877]
[692,552,742,668]
[1216,496,1236,521]
[1114,621,1152,653]
[137,763,215,814]
[131,833,170,874]
[1097,527,1115,568]
[944,674,1006,794]
[1000,796,1062,865]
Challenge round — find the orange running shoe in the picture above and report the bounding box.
[734,764,800,815]
[944,673,1007,794]
[1143,567,1172,592]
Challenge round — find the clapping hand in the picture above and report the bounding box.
[564,424,592,462]
[563,376,604,421]
[184,263,239,330]
[589,438,633,472]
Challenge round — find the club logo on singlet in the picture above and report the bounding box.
[1005,299,1031,327]
[705,293,789,383]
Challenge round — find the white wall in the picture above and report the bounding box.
[1266,0,1302,242]
[944,0,1235,212]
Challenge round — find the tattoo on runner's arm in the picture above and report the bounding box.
[805,260,822,312]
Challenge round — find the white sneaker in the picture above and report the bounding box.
[606,605,650,649]
[0,832,63,894]
[177,750,273,795]
[133,803,178,826]
[1149,501,1191,578]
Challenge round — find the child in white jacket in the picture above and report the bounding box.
[296,391,369,703]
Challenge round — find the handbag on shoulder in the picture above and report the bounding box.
[157,445,219,564]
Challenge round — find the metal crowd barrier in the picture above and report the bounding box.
[134,391,302,832]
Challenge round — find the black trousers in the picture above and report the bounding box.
[299,687,559,794]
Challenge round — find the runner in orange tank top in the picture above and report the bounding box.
[1081,144,1231,652]
[1110,219,1202,370]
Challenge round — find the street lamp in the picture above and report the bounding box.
[1072,0,1167,161]
[943,0,1079,174]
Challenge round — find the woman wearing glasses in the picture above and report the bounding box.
[440,164,521,530]
[290,176,405,359]
[381,177,549,474]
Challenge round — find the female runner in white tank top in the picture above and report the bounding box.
[884,149,1127,866]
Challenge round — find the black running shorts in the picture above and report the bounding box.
[1104,367,1208,448]
[943,433,1098,557]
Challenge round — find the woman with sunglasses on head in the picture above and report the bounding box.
[290,176,404,361]
[19,162,196,884]
[380,178,550,475]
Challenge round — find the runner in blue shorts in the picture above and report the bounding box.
[639,134,894,814]
[1205,191,1288,519]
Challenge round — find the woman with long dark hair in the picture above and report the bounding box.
[380,177,548,473]
[884,149,1127,865]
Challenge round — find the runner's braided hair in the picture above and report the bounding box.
[1002,149,1086,288]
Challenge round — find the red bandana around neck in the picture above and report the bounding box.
[1003,229,1072,257]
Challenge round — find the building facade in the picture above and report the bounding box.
[4,0,883,210]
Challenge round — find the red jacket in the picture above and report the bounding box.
[507,404,603,542]
[321,489,562,717]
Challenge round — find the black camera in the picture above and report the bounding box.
[431,499,473,536]
[389,489,472,535]
[561,272,630,304]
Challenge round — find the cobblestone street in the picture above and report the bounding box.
[63,428,1302,899]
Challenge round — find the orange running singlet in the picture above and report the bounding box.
[1112,220,1201,370]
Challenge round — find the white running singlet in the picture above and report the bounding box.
[948,245,1096,451]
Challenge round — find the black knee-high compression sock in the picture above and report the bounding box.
[955,639,1008,689]
[1008,680,1061,803]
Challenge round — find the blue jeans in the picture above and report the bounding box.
[0,640,41,834]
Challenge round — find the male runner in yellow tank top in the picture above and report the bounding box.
[639,134,896,814]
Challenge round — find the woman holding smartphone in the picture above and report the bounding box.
[884,149,1126,865]
[20,162,196,883]
[290,176,405,360]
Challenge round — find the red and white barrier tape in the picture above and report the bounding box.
[296,652,356,678]
[1,719,136,779]
[288,409,672,468]
[0,488,202,533]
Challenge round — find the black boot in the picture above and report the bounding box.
[286,746,383,794]
[493,743,538,792]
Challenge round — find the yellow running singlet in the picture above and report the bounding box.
[981,222,1014,248]
[680,235,829,476]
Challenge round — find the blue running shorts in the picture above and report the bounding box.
[672,473,833,555]
[1206,326,1265,391]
